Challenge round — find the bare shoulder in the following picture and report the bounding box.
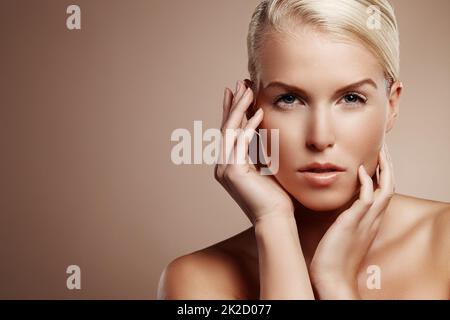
[380,193,449,272]
[404,193,450,259]
[382,193,449,234]
[428,197,450,281]
[157,228,258,300]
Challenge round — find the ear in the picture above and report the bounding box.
[385,80,403,133]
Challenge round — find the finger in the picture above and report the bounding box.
[369,210,384,236]
[223,86,254,131]
[337,164,374,226]
[240,108,264,165]
[362,143,394,226]
[358,164,375,209]
[231,80,246,110]
[354,165,375,221]
[217,101,230,168]
[221,87,232,127]
[368,146,394,230]
[220,87,254,164]
[218,81,244,167]
[215,88,238,179]
[219,124,240,168]
[228,80,245,119]
[376,142,390,191]
[234,108,263,166]
[231,79,253,126]
[221,80,242,129]
[385,142,395,190]
[374,142,394,204]
[240,112,248,128]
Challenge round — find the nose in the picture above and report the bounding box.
[305,106,335,152]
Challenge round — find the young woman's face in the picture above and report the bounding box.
[254,26,400,211]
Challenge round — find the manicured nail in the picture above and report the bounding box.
[255,108,262,115]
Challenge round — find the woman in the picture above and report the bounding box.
[158,0,449,299]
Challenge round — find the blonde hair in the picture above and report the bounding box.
[247,0,400,93]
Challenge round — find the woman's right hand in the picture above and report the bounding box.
[214,80,295,225]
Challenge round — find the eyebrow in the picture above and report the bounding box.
[262,78,378,97]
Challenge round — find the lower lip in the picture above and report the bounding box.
[299,170,344,187]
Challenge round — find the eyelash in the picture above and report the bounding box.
[273,94,301,109]
[273,92,368,109]
[341,92,368,107]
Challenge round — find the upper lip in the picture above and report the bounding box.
[298,162,346,172]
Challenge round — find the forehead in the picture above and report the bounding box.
[258,26,385,89]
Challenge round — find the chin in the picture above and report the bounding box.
[289,184,358,212]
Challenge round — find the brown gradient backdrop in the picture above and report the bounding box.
[0,0,448,299]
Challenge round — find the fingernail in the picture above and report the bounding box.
[359,164,366,174]
[255,107,262,115]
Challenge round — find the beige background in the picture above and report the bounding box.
[0,0,448,299]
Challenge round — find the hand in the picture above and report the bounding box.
[309,142,395,299]
[214,80,295,225]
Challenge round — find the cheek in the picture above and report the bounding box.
[259,113,301,169]
[336,108,386,175]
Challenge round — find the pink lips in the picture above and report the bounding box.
[299,171,344,187]
[298,162,346,188]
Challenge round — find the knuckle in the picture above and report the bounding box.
[386,190,394,199]
[335,213,347,226]
[214,165,224,182]
[222,167,233,181]
[335,213,354,229]
[223,166,242,182]
[361,197,374,209]
[220,126,228,135]
[382,189,394,201]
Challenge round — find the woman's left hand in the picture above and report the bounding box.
[309,142,395,299]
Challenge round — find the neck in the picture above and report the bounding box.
[292,191,359,267]
[293,172,378,267]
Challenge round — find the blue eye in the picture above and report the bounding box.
[341,92,367,107]
[274,94,302,109]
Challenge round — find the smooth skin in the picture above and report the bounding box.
[158,26,450,300]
